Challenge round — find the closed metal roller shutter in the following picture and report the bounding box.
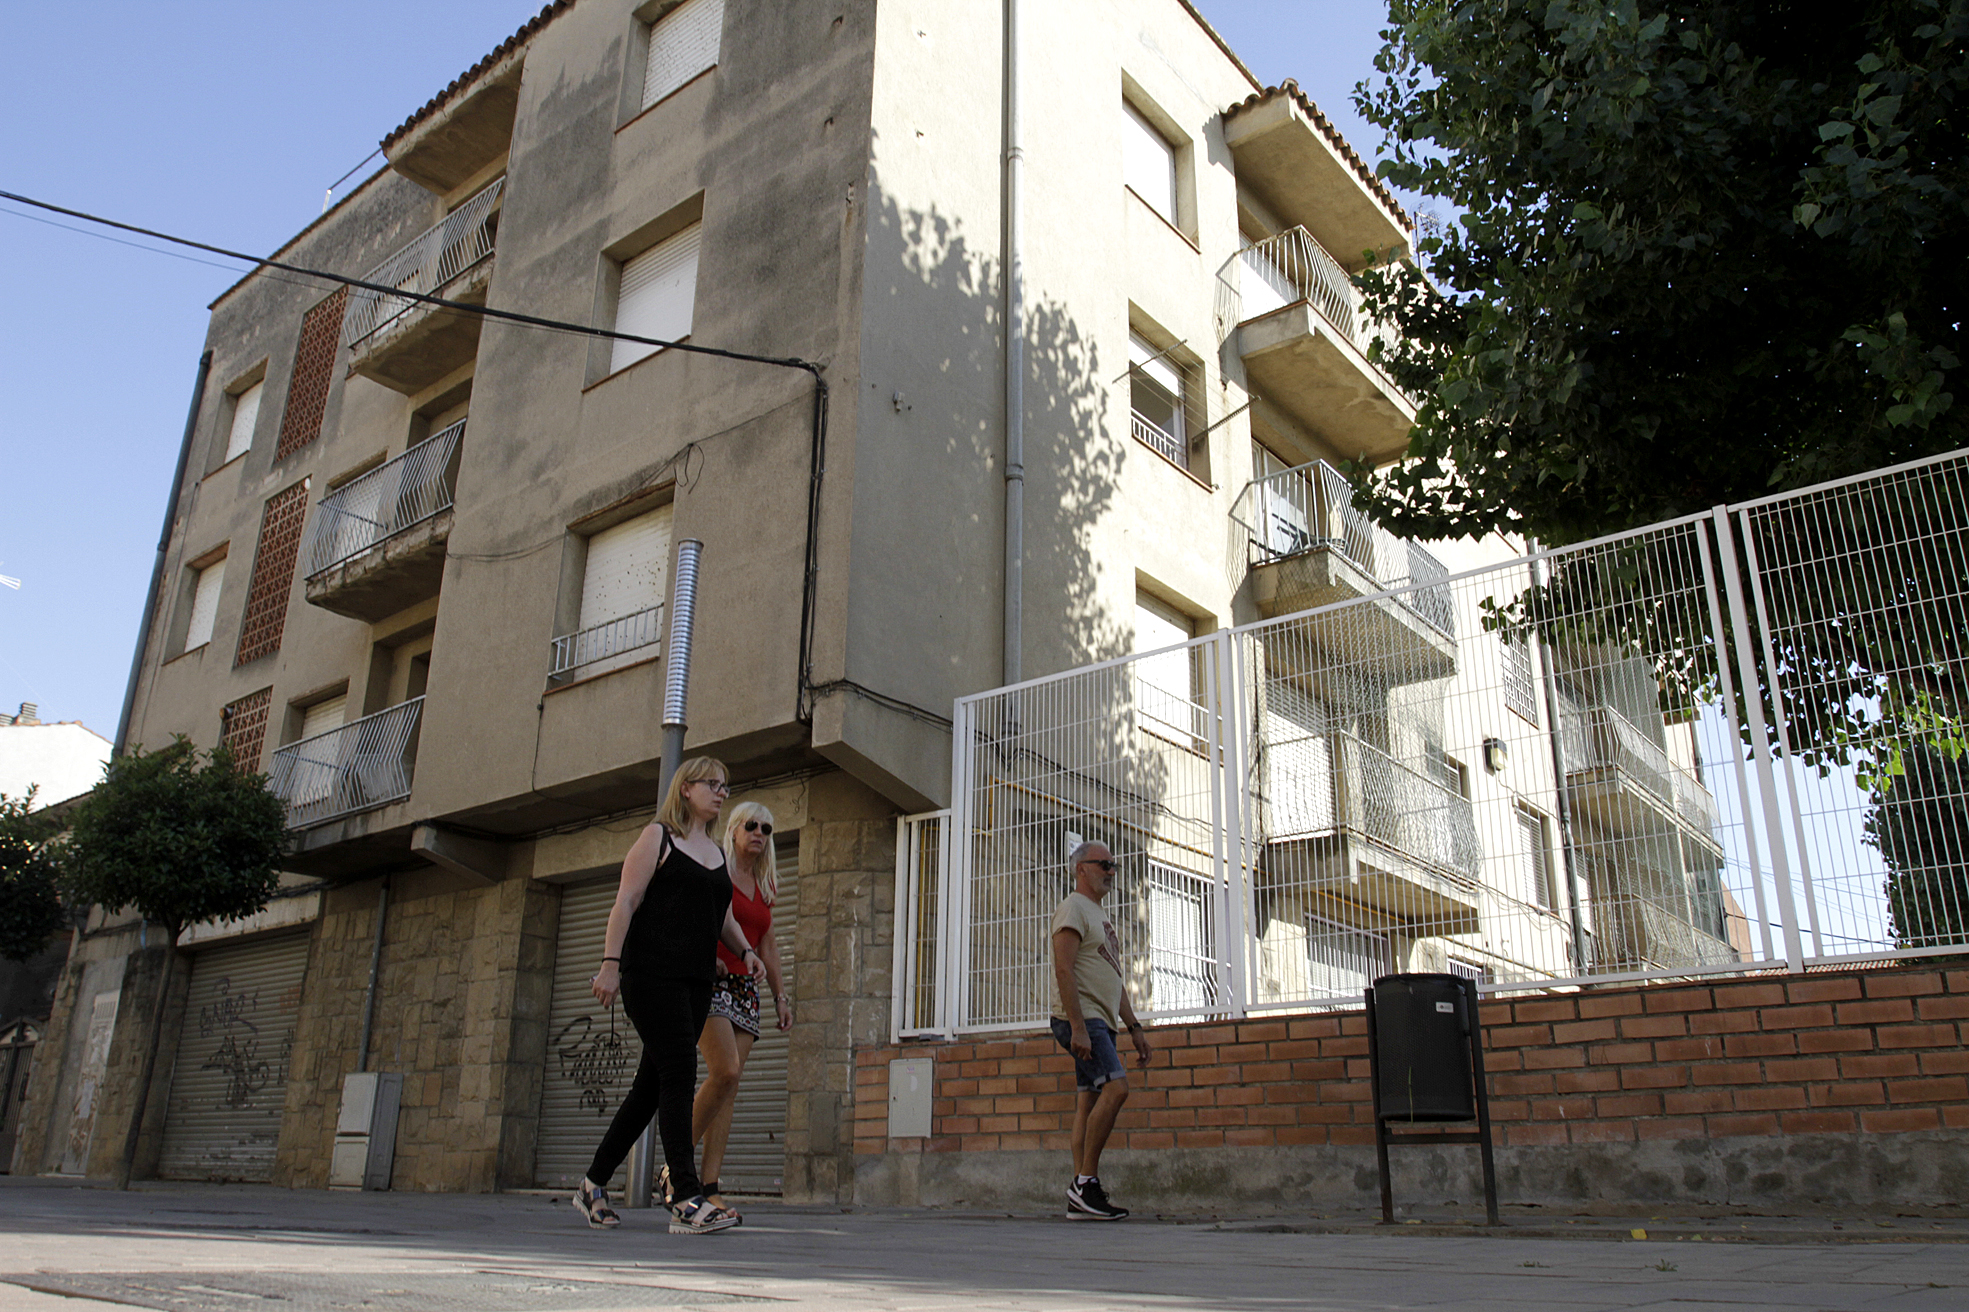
[157,930,310,1182]
[534,877,640,1189]
[717,842,796,1195]
[533,840,797,1194]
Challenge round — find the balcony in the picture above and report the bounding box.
[1222,228,1415,465]
[268,698,423,829]
[1259,725,1482,932]
[1233,458,1456,682]
[1221,83,1410,271]
[1558,700,1724,857]
[343,179,502,395]
[548,604,665,684]
[303,420,462,622]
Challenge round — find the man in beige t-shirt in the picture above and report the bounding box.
[1051,840,1152,1220]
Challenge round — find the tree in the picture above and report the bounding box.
[1865,736,1969,948]
[0,789,66,964]
[60,739,289,1185]
[1351,0,1965,547]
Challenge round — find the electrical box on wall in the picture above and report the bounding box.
[888,1057,934,1139]
[329,1071,402,1190]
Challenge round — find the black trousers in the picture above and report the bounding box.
[586,974,713,1200]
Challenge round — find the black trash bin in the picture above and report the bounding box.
[1364,973,1499,1224]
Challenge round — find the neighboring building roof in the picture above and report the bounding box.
[0,720,112,809]
[1225,80,1412,230]
[380,0,576,151]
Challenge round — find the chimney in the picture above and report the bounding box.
[16,702,37,725]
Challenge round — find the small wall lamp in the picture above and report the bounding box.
[1482,737,1510,774]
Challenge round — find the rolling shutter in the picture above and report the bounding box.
[185,559,226,652]
[580,507,672,631]
[533,838,797,1194]
[224,382,262,463]
[1123,101,1176,221]
[642,0,723,109]
[157,930,310,1182]
[611,225,701,373]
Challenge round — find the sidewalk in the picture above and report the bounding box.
[3,1175,1966,1311]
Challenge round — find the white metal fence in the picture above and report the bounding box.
[305,420,464,576]
[342,178,503,350]
[898,449,1969,1037]
[267,697,424,828]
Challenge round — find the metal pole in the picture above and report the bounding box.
[626,538,705,1210]
[1002,0,1025,685]
[1528,554,1589,975]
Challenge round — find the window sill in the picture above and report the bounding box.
[1125,186,1200,253]
[203,453,247,481]
[161,641,211,668]
[583,336,694,393]
[616,64,717,134]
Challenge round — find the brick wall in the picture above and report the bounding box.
[854,963,1969,1208]
[234,482,310,667]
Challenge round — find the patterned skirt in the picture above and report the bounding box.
[709,971,760,1037]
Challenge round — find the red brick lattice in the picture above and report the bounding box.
[235,482,310,666]
[219,687,274,773]
[275,287,346,459]
[855,965,1969,1157]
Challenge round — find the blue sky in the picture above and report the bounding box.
[0,1,1408,741]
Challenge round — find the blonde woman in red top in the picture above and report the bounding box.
[688,800,791,1214]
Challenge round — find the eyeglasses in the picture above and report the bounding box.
[742,820,773,835]
[1080,858,1117,872]
[691,778,730,795]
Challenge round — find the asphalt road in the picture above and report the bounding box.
[3,1177,1967,1312]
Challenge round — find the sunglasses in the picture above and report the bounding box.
[1081,858,1118,872]
[741,820,773,835]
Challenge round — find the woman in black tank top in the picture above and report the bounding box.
[574,757,764,1236]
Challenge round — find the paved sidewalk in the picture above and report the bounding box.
[3,1177,1967,1311]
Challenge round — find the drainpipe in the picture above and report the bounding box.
[626,538,704,1208]
[1002,0,1025,685]
[116,348,212,755]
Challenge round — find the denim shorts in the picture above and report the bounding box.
[1050,1016,1126,1093]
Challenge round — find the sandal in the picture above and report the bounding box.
[703,1180,740,1220]
[658,1164,673,1207]
[572,1177,620,1229]
[669,1194,739,1235]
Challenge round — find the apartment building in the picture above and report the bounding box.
[18,0,1733,1204]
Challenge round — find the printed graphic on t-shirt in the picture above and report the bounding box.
[1097,918,1122,973]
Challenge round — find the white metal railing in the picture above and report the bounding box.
[549,605,665,680]
[267,697,423,828]
[305,420,464,577]
[902,449,1969,1035]
[1231,457,1455,637]
[1130,409,1185,465]
[342,179,503,349]
[1219,225,1402,362]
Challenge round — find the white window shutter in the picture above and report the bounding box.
[1134,594,1195,737]
[185,560,226,651]
[580,506,673,629]
[225,382,262,463]
[611,225,701,374]
[300,694,347,743]
[643,0,723,109]
[1123,101,1177,222]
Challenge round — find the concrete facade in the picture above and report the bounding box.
[27,0,1726,1207]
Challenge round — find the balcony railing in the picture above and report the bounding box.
[342,179,503,350]
[1265,724,1482,883]
[1559,699,1722,836]
[305,420,464,577]
[267,697,423,828]
[549,604,665,680]
[1232,458,1455,637]
[1220,226,1400,362]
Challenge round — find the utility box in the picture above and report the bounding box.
[887,1057,934,1139]
[329,1071,402,1191]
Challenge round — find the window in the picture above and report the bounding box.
[1305,912,1388,999]
[1122,101,1177,224]
[1515,802,1555,909]
[1250,440,1313,558]
[222,380,262,465]
[1147,861,1218,1014]
[1239,231,1293,321]
[1261,681,1335,840]
[183,557,226,652]
[1502,629,1539,725]
[611,224,701,374]
[554,504,674,679]
[1128,331,1202,473]
[287,692,349,808]
[642,0,723,110]
[1133,591,1199,744]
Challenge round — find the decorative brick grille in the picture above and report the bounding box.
[219,687,274,773]
[276,287,346,459]
[235,481,311,665]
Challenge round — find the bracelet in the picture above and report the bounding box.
[601,957,620,964]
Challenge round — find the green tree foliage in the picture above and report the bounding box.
[0,789,67,963]
[1352,0,1965,546]
[61,739,288,942]
[1866,737,1969,947]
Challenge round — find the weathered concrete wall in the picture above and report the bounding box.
[853,963,1969,1211]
